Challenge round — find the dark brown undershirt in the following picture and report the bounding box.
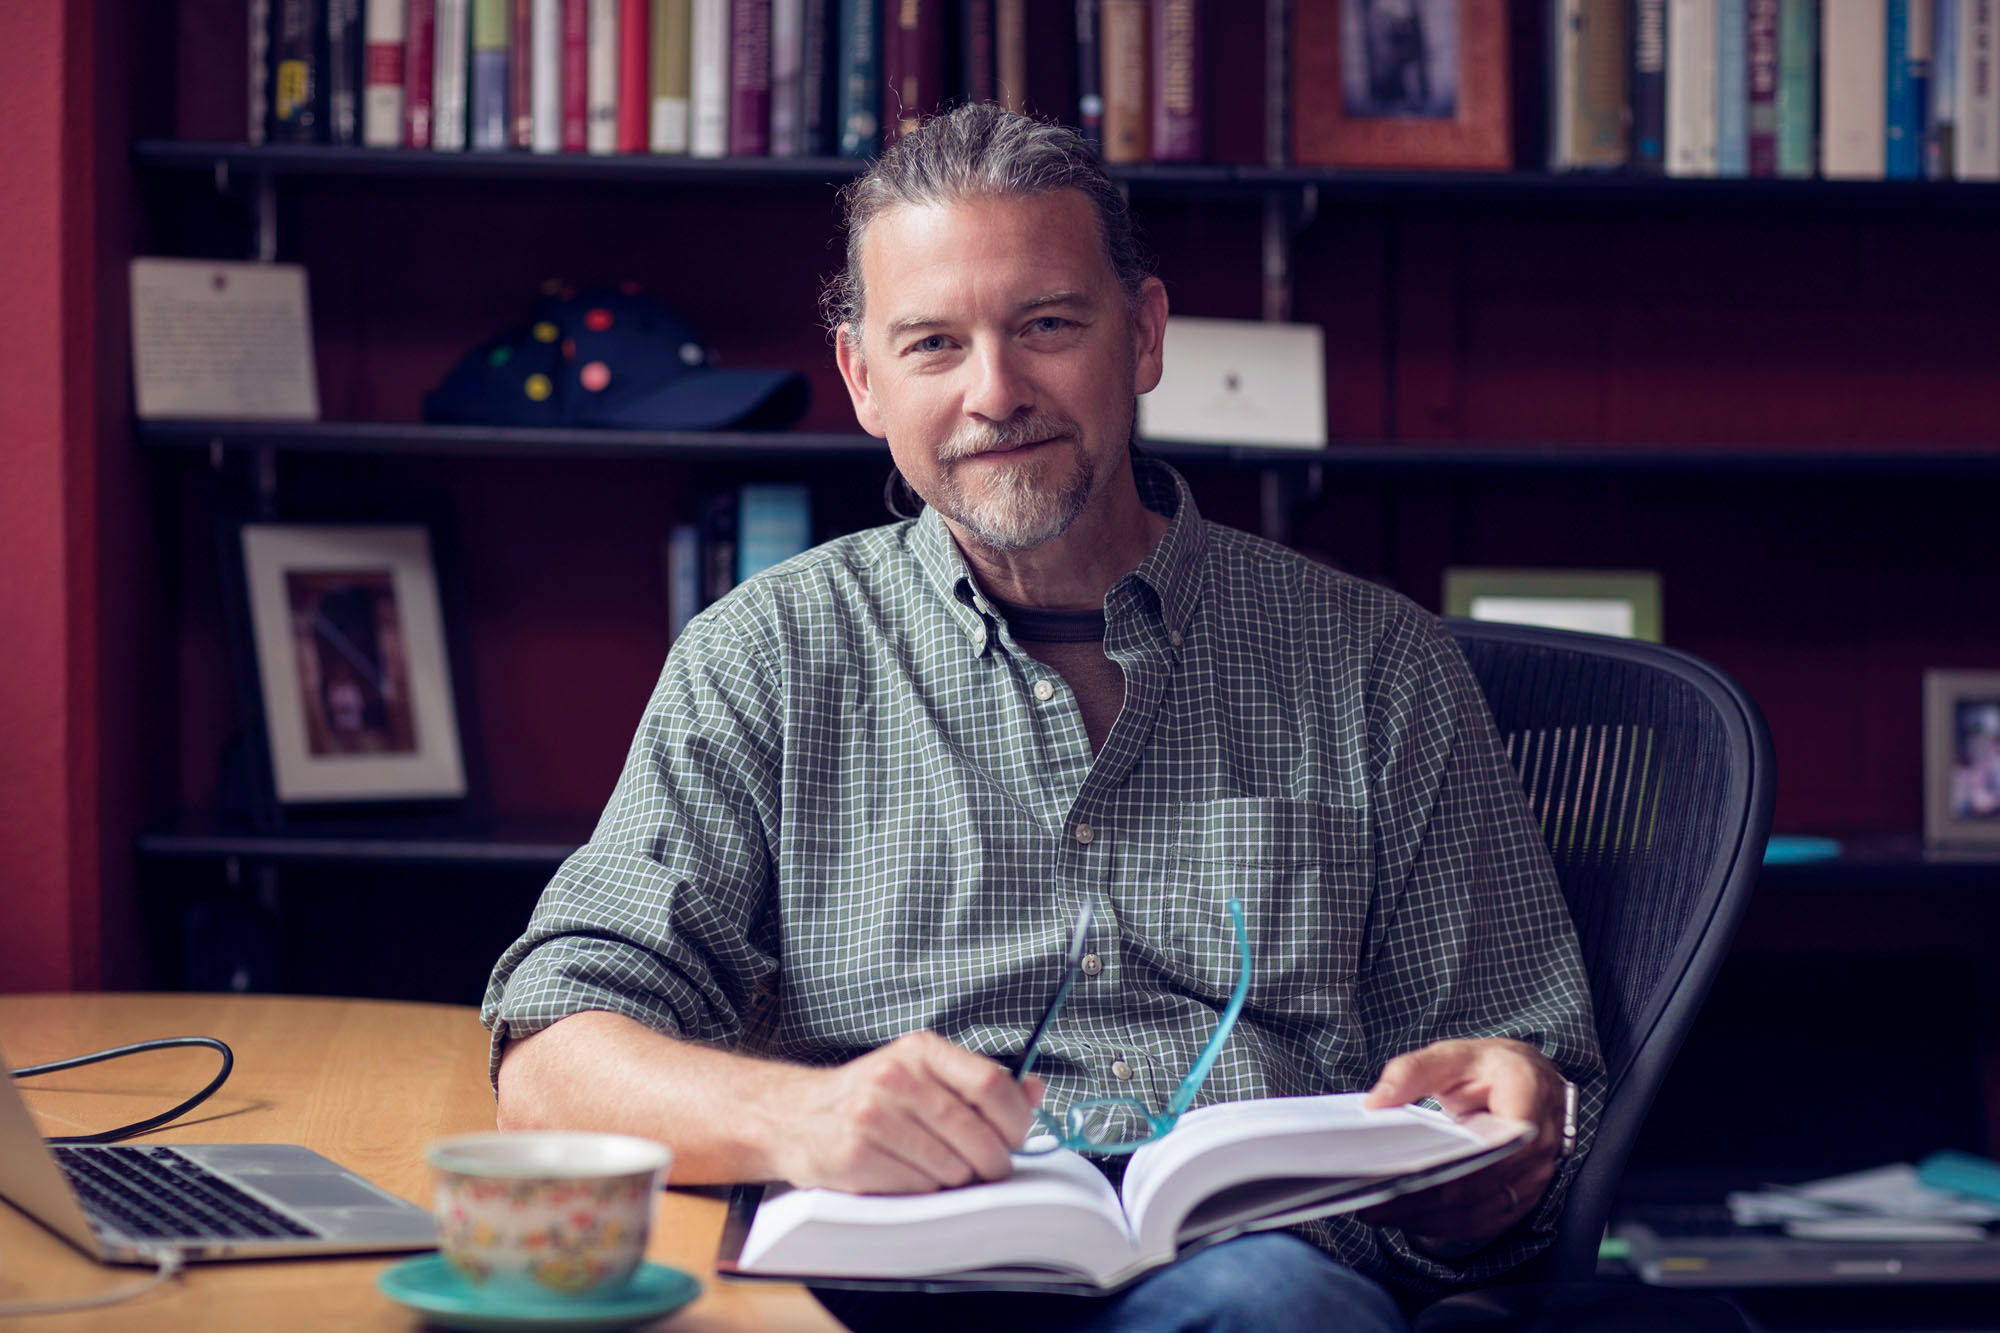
[985,596,1124,754]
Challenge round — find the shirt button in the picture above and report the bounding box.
[1111,1060,1133,1081]
[1169,629,1184,647]
[972,624,988,649]
[1080,953,1103,977]
[1033,679,1055,702]
[1073,822,1094,845]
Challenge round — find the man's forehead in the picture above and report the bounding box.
[856,191,1112,324]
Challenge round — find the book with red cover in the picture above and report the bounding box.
[883,0,943,143]
[1148,0,1200,161]
[1292,0,1511,169]
[620,0,651,149]
[731,0,772,153]
[562,0,590,148]
[513,0,536,144]
[961,0,995,105]
[406,0,438,145]
[1100,0,1148,162]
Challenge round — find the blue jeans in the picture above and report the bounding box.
[811,1231,1408,1333]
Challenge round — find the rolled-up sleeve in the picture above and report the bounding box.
[479,601,788,1086]
[1355,611,1607,1290]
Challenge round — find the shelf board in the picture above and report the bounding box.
[138,814,595,870]
[131,141,2000,208]
[1758,834,2000,888]
[136,421,2000,476]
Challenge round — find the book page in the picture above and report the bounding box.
[738,1150,1137,1284]
[1120,1094,1525,1260]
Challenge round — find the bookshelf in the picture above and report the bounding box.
[0,3,1971,1013]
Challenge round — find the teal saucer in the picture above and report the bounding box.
[377,1254,700,1330]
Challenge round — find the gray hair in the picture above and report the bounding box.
[822,103,1153,352]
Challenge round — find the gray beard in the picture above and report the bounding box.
[930,409,1095,553]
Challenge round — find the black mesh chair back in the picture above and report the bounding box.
[1446,619,1775,1282]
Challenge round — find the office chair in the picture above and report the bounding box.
[1416,619,1777,1331]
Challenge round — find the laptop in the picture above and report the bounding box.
[1611,958,2000,1289]
[0,1040,436,1263]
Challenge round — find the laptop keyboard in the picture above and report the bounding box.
[54,1146,319,1242]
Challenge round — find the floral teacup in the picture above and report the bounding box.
[428,1131,671,1302]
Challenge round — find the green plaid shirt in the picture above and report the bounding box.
[484,459,1604,1293]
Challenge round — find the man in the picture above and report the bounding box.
[483,103,1603,1330]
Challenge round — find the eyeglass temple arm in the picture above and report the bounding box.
[1164,897,1250,1119]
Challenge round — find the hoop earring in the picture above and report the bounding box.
[882,467,923,520]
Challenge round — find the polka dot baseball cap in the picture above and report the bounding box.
[423,283,809,430]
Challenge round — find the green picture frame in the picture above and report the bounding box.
[1443,569,1663,643]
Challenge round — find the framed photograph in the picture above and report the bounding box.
[1444,568,1663,642]
[1292,0,1512,170]
[238,524,469,806]
[1925,671,2000,849]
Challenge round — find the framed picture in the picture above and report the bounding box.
[237,523,470,807]
[1444,569,1663,642]
[1292,0,1512,170]
[1924,671,2000,849]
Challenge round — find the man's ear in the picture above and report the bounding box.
[835,324,887,438]
[1130,277,1169,396]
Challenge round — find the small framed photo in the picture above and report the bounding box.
[1293,0,1512,170]
[238,523,469,806]
[1444,568,1663,642]
[1925,671,2000,849]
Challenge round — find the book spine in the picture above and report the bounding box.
[1551,0,1581,169]
[472,0,512,148]
[434,0,471,149]
[406,0,437,145]
[960,0,995,104]
[1630,0,1668,170]
[666,523,702,640]
[1960,0,1998,177]
[836,0,879,156]
[1746,0,1780,172]
[1149,0,1201,161]
[1931,0,1958,176]
[531,0,564,151]
[770,0,804,153]
[691,0,733,156]
[1886,0,1916,174]
[1101,0,1149,162]
[1075,0,1102,140]
[513,0,537,143]
[363,0,409,147]
[1890,0,1935,174]
[328,0,366,144]
[1776,0,1816,172]
[1666,0,1718,175]
[800,0,830,151]
[1577,0,1632,167]
[994,0,1025,111]
[883,0,942,144]
[700,490,738,607]
[619,0,651,150]
[270,0,325,142]
[249,0,271,143]
[587,0,620,152]
[563,0,590,148]
[734,484,812,583]
[1822,0,1887,177]
[651,0,693,152]
[1717,0,1749,174]
[729,0,772,153]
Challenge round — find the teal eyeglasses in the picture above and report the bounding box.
[1015,897,1250,1156]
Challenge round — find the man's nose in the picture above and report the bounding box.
[962,340,1033,423]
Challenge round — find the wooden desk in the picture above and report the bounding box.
[0,993,838,1332]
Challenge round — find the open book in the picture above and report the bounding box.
[716,1093,1533,1294]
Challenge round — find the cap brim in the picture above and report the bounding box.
[586,369,809,432]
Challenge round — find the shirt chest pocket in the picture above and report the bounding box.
[1166,799,1372,1007]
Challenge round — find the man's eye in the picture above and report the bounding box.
[1029,317,1070,334]
[909,334,951,354]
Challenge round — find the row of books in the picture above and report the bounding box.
[1551,0,2000,180]
[665,482,812,636]
[251,0,1202,162]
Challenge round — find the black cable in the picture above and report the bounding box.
[10,1037,234,1144]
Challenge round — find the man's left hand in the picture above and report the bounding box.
[1355,1037,1571,1258]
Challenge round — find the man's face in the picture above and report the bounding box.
[836,190,1167,553]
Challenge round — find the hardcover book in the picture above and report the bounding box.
[1149,0,1203,161]
[995,0,1025,111]
[514,0,537,144]
[1550,0,1628,170]
[363,0,409,147]
[1821,0,1887,178]
[1717,0,1748,174]
[619,0,652,152]
[1775,0,1817,175]
[1931,0,1958,176]
[730,0,773,154]
[883,0,944,144]
[690,0,732,156]
[771,0,805,152]
[471,0,513,149]
[563,0,590,149]
[960,0,996,106]
[651,0,693,152]
[269,0,325,143]
[328,0,366,144]
[717,1096,1531,1294]
[1075,0,1102,141]
[1958,0,1998,179]
[1666,0,1718,176]
[1292,0,1512,169]
[434,0,472,150]
[406,0,439,145]
[836,0,880,156]
[1746,0,1780,175]
[531,0,564,151]
[1629,0,1668,172]
[1100,0,1149,163]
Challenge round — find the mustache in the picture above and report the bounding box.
[937,411,1079,461]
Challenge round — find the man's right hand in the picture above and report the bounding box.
[774,1031,1045,1194]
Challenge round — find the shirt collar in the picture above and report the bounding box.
[907,454,1207,655]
